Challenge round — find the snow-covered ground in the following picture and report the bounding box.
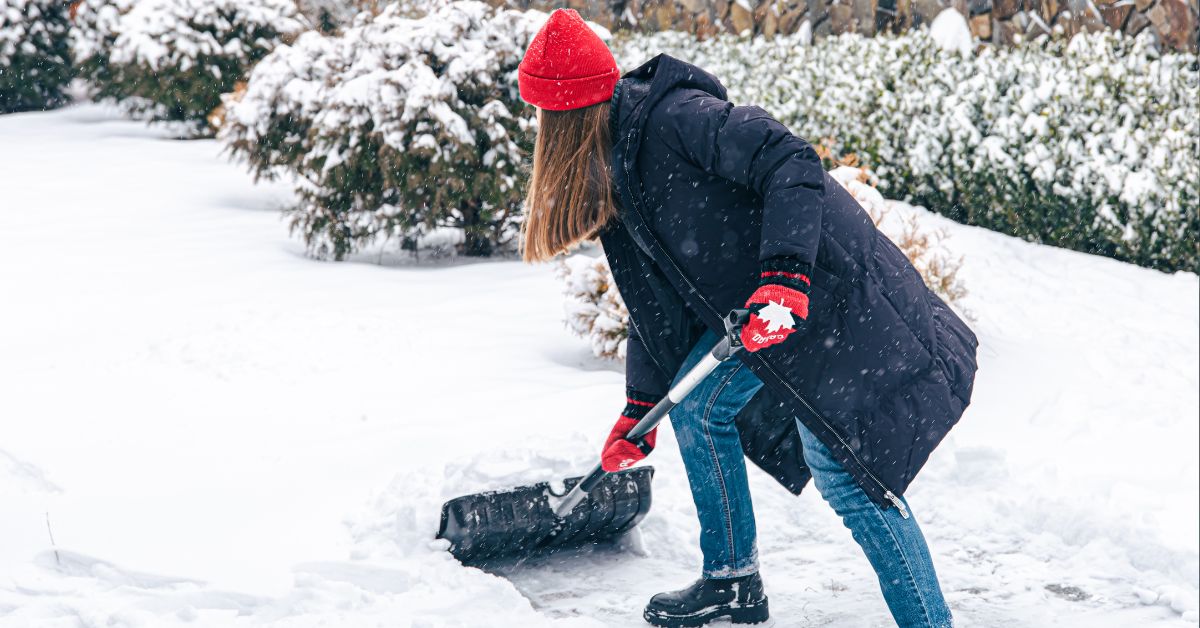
[1,105,1197,627]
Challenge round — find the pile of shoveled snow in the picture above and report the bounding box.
[0,104,1196,627]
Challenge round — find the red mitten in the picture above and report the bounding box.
[741,259,812,353]
[600,394,658,472]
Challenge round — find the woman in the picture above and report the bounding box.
[517,9,978,628]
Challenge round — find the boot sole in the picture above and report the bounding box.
[643,598,769,627]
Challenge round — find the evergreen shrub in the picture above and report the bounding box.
[0,0,72,113]
[71,0,136,104]
[221,0,545,258]
[92,0,306,134]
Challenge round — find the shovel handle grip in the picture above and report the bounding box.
[551,310,750,519]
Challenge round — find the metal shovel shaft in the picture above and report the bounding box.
[551,328,742,519]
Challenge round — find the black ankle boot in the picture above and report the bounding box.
[643,572,769,627]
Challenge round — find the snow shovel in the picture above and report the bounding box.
[437,309,752,564]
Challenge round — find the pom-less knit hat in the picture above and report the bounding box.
[518,9,619,111]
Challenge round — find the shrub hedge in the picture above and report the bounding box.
[614,28,1200,273]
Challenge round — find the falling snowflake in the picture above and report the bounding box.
[758,299,795,333]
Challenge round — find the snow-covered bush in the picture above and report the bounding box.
[94,0,306,133]
[217,30,334,181]
[613,28,1200,274]
[0,0,72,113]
[221,1,544,259]
[557,253,630,360]
[559,169,968,360]
[70,0,137,103]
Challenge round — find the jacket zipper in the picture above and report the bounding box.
[617,129,909,519]
[756,358,910,519]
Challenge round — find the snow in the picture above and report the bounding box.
[929,9,973,56]
[1,105,1198,627]
[796,19,812,47]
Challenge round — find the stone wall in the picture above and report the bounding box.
[496,0,1199,51]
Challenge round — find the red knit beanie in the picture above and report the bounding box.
[518,9,619,111]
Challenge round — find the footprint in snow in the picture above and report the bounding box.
[1044,583,1091,602]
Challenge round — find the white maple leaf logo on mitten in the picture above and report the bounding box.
[758,299,795,333]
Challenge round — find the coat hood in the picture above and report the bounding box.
[609,53,729,144]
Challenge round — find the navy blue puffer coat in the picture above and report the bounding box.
[598,53,979,512]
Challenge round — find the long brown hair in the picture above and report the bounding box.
[521,101,617,262]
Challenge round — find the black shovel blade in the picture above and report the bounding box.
[436,467,654,564]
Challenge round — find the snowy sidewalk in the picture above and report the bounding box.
[1,105,1197,627]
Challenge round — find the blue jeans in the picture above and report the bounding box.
[668,329,954,628]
